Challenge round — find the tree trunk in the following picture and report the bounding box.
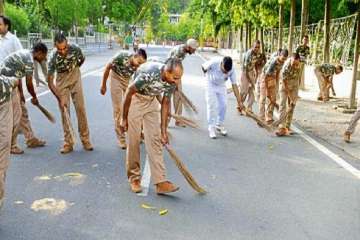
[300,0,309,39]
[260,27,265,53]
[240,25,244,51]
[255,27,259,40]
[323,0,331,63]
[245,22,249,50]
[288,0,296,53]
[0,0,4,15]
[248,24,252,48]
[271,28,275,52]
[278,3,284,50]
[349,11,360,109]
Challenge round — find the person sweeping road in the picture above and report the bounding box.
[100,49,147,149]
[47,32,93,154]
[201,56,243,139]
[120,58,183,195]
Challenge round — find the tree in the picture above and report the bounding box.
[277,0,284,50]
[0,0,4,15]
[323,0,331,62]
[287,0,296,53]
[300,0,309,39]
[4,3,31,36]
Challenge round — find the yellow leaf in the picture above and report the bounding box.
[141,204,156,210]
[159,209,168,216]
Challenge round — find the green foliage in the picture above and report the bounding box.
[4,3,30,36]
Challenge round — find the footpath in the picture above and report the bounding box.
[198,48,360,160]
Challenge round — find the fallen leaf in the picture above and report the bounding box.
[268,145,274,150]
[141,204,156,210]
[34,175,52,181]
[159,209,168,216]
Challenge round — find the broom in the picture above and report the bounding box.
[176,90,198,114]
[164,144,206,194]
[171,114,199,129]
[63,107,76,144]
[35,103,56,123]
[242,109,273,132]
[271,102,296,129]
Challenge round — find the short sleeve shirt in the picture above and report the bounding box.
[48,44,85,75]
[280,58,301,90]
[295,45,310,62]
[110,51,136,78]
[167,44,187,61]
[317,63,336,78]
[0,31,23,63]
[202,57,237,86]
[0,49,34,78]
[132,62,176,97]
[263,57,284,77]
[242,49,258,72]
[0,75,18,104]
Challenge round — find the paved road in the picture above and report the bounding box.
[0,46,359,240]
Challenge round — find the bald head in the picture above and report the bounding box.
[162,58,184,85]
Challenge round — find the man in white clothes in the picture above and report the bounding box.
[201,56,243,139]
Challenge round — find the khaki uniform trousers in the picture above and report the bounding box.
[11,90,22,148]
[11,100,36,148]
[346,98,360,134]
[173,81,182,115]
[126,94,166,185]
[278,87,299,129]
[110,71,128,142]
[56,68,90,146]
[259,74,277,121]
[315,67,329,100]
[298,62,305,89]
[0,100,13,201]
[240,70,256,109]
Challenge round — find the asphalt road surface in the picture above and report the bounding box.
[0,45,359,240]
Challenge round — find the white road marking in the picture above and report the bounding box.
[137,155,151,197]
[293,126,360,179]
[197,51,360,179]
[25,68,104,102]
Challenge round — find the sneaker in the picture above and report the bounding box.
[26,137,46,148]
[208,126,216,139]
[82,141,94,151]
[118,138,127,150]
[60,144,73,154]
[11,145,24,154]
[215,125,227,136]
[344,132,351,143]
[156,181,179,195]
[130,179,142,193]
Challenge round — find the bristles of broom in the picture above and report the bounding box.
[272,104,295,128]
[36,103,56,123]
[165,145,206,194]
[63,107,76,144]
[243,109,273,132]
[171,114,199,129]
[177,90,198,114]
